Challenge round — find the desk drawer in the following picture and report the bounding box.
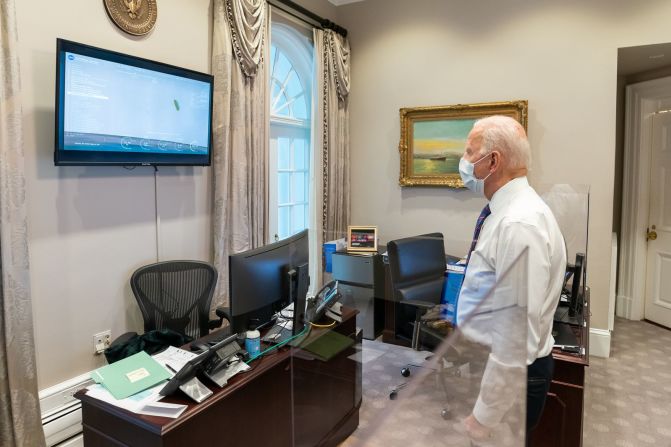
[552,355,585,387]
[332,253,375,285]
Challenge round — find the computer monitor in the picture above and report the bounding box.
[292,262,309,335]
[568,253,585,317]
[229,229,309,334]
[555,252,586,325]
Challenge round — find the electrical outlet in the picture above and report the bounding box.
[93,330,112,355]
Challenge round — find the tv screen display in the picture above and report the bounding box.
[55,39,213,166]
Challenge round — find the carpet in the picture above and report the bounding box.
[342,339,525,447]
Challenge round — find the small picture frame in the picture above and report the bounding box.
[347,226,378,253]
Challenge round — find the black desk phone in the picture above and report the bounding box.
[160,334,244,397]
[205,339,243,374]
[307,280,340,322]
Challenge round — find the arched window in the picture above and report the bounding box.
[269,19,314,241]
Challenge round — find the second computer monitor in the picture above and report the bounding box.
[228,229,309,334]
[569,252,585,317]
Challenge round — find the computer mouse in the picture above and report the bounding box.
[190,341,209,353]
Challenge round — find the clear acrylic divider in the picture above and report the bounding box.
[287,231,530,447]
[537,183,590,326]
[536,183,589,267]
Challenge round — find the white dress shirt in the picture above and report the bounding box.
[456,176,566,427]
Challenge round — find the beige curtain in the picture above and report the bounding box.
[320,29,350,242]
[0,1,46,446]
[211,0,269,310]
[311,28,350,288]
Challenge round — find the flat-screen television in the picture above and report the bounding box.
[54,39,213,166]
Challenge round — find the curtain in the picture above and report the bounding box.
[211,0,269,310]
[0,1,46,446]
[311,28,351,289]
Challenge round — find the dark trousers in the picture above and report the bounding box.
[527,354,554,435]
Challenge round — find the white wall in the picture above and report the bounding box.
[337,0,671,332]
[292,0,339,21]
[15,0,340,391]
[16,0,213,389]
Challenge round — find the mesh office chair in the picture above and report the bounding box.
[131,260,224,340]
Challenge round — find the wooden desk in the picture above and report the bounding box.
[77,309,361,447]
[529,290,590,447]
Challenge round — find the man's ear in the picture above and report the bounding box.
[490,150,502,172]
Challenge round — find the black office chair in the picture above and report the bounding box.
[387,233,458,418]
[131,260,225,340]
[387,232,447,351]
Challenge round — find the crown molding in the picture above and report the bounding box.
[328,0,365,6]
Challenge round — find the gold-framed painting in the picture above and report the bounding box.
[399,100,528,187]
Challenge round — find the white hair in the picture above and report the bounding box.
[472,115,531,169]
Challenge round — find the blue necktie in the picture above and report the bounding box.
[466,204,491,264]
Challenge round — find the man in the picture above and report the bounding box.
[455,115,566,443]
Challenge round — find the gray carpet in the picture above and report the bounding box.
[584,317,671,447]
[342,339,525,447]
[342,318,671,446]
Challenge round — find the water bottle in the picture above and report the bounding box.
[245,327,261,359]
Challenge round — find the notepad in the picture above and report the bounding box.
[91,351,171,400]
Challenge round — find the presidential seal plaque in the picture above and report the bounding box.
[103,0,157,36]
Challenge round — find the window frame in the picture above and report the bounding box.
[268,18,314,242]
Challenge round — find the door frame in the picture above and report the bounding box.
[617,76,671,320]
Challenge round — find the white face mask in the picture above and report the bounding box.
[459,153,492,195]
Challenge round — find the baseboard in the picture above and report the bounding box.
[616,294,632,319]
[39,372,93,447]
[589,328,611,358]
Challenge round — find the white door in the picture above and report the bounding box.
[644,112,671,327]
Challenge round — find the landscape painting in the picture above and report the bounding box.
[412,118,475,176]
[398,100,528,187]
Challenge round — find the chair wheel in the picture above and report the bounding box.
[389,390,398,400]
[401,367,411,377]
[441,408,451,420]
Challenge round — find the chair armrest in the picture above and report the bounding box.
[400,299,437,310]
[208,318,223,330]
[215,306,231,323]
[208,306,232,331]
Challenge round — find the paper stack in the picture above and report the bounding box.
[86,382,187,419]
[87,347,200,419]
[91,351,170,400]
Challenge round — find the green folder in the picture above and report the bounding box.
[91,351,171,400]
[299,330,354,362]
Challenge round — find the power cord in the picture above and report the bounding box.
[309,321,336,329]
[279,309,294,319]
[153,165,161,262]
[245,325,310,364]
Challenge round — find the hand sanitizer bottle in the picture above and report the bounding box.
[245,326,261,359]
